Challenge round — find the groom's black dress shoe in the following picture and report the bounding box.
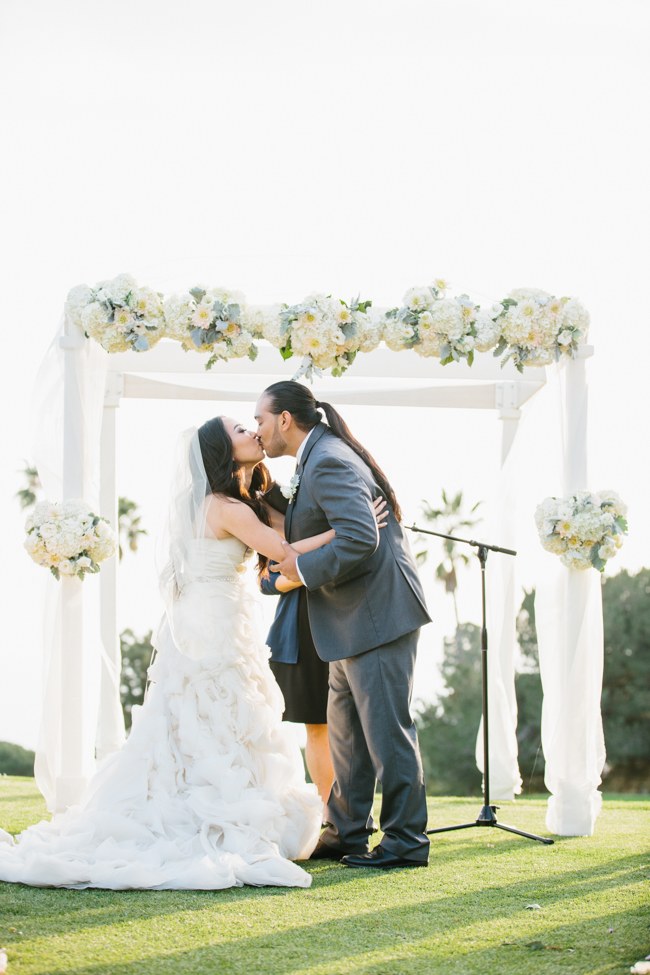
[341,846,428,870]
[309,842,368,862]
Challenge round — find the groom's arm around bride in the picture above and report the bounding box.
[256,381,432,869]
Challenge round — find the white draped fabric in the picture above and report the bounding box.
[475,408,523,801]
[32,313,123,811]
[535,351,606,835]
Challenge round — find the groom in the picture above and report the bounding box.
[255,381,431,869]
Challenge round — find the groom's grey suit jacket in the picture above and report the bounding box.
[285,423,430,662]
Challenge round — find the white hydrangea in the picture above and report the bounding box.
[508,287,552,303]
[97,273,137,305]
[383,319,416,351]
[163,293,195,342]
[243,306,282,344]
[65,285,94,328]
[429,300,466,341]
[474,312,502,352]
[561,298,590,336]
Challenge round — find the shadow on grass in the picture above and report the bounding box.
[1,850,646,962]
[11,897,646,975]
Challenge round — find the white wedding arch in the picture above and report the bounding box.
[32,281,604,839]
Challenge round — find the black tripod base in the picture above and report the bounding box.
[427,805,554,845]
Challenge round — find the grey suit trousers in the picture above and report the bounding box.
[321,629,430,862]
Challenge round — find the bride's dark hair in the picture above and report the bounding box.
[262,380,402,522]
[197,416,272,574]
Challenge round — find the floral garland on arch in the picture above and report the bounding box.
[66,275,589,377]
[535,491,628,572]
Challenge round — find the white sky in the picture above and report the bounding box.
[1,0,648,749]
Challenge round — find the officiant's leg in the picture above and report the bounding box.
[321,659,376,852]
[345,631,429,863]
[305,724,334,805]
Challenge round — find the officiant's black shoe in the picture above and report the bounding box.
[309,842,368,861]
[341,846,428,870]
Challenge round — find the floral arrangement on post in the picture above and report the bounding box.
[163,286,257,369]
[534,491,628,571]
[260,293,378,379]
[66,274,166,353]
[24,500,117,580]
[492,288,590,371]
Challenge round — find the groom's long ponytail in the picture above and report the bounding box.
[263,380,402,522]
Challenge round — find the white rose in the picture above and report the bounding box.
[598,539,617,561]
[557,329,574,346]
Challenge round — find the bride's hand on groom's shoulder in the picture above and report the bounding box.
[373,497,389,530]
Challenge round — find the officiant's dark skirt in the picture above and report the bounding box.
[269,589,330,724]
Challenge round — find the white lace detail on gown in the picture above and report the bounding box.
[0,537,322,889]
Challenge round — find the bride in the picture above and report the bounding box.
[0,416,385,891]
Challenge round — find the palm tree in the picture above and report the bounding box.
[415,488,482,629]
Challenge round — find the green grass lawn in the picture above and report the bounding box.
[0,777,648,975]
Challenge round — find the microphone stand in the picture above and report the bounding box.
[407,523,553,845]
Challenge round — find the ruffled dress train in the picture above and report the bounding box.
[0,538,322,889]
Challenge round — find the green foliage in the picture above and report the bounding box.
[15,464,41,510]
[120,629,154,729]
[600,568,650,790]
[514,590,545,790]
[118,495,148,559]
[0,741,34,776]
[417,623,483,796]
[417,572,650,797]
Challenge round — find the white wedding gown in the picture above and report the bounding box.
[0,537,322,890]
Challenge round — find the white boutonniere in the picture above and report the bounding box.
[280,473,301,504]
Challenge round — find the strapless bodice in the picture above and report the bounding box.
[181,536,253,585]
